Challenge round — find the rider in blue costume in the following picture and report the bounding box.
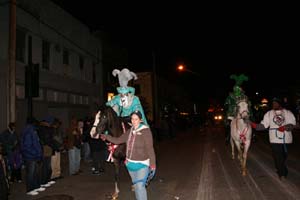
[106,68,148,125]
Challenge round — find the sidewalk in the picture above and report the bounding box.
[8,152,134,200]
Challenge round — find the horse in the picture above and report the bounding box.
[90,105,131,199]
[230,99,252,176]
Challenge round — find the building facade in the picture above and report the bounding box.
[0,0,104,132]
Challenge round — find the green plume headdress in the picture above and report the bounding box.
[230,74,248,86]
[230,74,249,97]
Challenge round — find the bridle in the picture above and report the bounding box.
[236,100,249,119]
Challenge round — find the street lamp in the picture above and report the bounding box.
[177,65,201,77]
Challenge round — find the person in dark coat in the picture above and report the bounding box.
[88,118,108,175]
[0,143,9,200]
[21,117,44,196]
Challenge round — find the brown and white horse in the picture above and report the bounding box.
[230,99,252,176]
[90,106,130,199]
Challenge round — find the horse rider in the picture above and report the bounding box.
[106,68,148,125]
[224,74,252,144]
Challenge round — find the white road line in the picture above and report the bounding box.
[245,168,267,200]
[196,144,213,200]
[254,144,300,177]
[250,153,300,199]
[216,151,241,200]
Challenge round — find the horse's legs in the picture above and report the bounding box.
[233,140,242,162]
[241,140,251,176]
[230,138,235,160]
[112,160,120,199]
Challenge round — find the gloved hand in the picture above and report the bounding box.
[278,126,285,132]
[146,165,156,186]
[251,122,257,129]
[93,111,101,126]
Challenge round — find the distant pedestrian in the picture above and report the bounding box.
[20,117,44,196]
[0,122,18,180]
[8,142,22,183]
[0,143,9,200]
[51,118,64,180]
[66,118,82,175]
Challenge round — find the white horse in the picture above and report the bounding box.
[230,99,252,176]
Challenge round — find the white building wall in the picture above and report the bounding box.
[0,2,10,129]
[0,0,104,131]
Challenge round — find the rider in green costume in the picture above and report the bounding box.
[224,74,252,144]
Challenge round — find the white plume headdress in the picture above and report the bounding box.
[112,68,138,88]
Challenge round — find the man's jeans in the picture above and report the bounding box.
[41,156,52,184]
[24,160,40,192]
[51,152,61,179]
[128,167,149,200]
[68,147,81,175]
[82,142,91,161]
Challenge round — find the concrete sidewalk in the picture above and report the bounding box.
[8,152,136,200]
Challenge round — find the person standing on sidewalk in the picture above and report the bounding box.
[66,118,82,175]
[0,143,9,200]
[20,117,44,196]
[38,116,56,187]
[51,118,64,180]
[251,97,296,180]
[100,110,156,200]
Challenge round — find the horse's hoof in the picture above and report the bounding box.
[112,193,118,199]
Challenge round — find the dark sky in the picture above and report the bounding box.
[51,1,299,103]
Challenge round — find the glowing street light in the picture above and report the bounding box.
[177,65,201,77]
[177,65,184,71]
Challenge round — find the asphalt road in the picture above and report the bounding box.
[8,125,300,200]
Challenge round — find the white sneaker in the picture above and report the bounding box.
[34,187,46,192]
[27,190,39,196]
[48,180,56,185]
[41,183,51,187]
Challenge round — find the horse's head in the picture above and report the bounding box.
[236,100,249,119]
[95,106,124,137]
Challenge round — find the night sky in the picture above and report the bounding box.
[51,1,299,104]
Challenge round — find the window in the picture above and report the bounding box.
[16,28,26,62]
[63,49,69,65]
[92,62,96,83]
[79,56,84,71]
[42,40,50,69]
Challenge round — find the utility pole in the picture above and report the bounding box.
[8,0,16,123]
[152,51,159,127]
[27,36,33,119]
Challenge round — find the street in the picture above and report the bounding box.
[9,125,300,200]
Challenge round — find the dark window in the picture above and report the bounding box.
[16,28,26,62]
[42,40,50,69]
[63,49,69,65]
[79,56,84,70]
[92,62,96,83]
[134,84,141,95]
